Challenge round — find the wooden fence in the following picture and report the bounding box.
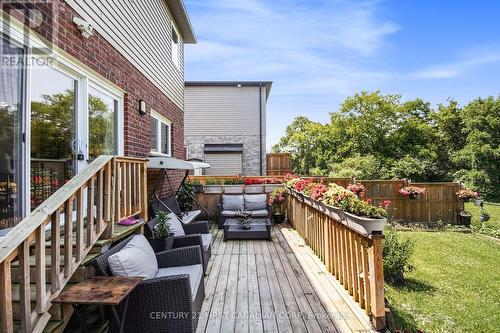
[266,153,292,176]
[287,192,385,330]
[358,180,464,224]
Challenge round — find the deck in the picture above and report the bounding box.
[197,224,374,333]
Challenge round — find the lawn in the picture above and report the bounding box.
[385,231,500,333]
[465,202,500,237]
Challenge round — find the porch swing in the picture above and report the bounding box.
[147,156,210,224]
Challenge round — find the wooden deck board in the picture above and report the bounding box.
[199,225,374,333]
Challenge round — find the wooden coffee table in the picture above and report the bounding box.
[223,218,271,241]
[53,276,142,333]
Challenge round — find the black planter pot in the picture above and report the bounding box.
[459,213,472,227]
[273,213,285,224]
[149,233,174,252]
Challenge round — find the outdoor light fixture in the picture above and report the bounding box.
[73,17,94,38]
[138,100,147,115]
[237,83,242,88]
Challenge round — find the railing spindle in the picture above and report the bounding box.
[87,178,95,247]
[0,260,13,333]
[51,211,61,293]
[75,188,84,262]
[97,169,104,233]
[19,239,31,332]
[64,199,73,277]
[35,225,46,314]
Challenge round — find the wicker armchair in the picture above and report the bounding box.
[92,236,205,333]
[146,218,212,273]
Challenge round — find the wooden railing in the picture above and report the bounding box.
[0,155,148,333]
[287,191,386,330]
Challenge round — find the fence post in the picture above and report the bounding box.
[368,234,386,330]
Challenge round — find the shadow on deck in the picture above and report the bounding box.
[197,224,374,333]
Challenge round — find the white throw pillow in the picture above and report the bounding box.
[166,212,185,236]
[108,235,158,279]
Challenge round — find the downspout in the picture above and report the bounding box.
[259,83,263,175]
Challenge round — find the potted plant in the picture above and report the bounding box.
[456,188,479,202]
[341,197,389,236]
[223,177,245,193]
[148,211,174,252]
[458,210,472,227]
[321,183,354,221]
[264,177,284,193]
[244,178,264,193]
[480,210,490,222]
[189,179,204,193]
[269,187,286,224]
[399,185,425,200]
[347,182,366,198]
[176,183,195,212]
[310,183,328,211]
[204,178,223,193]
[301,182,317,206]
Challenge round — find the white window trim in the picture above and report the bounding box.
[2,15,125,216]
[171,21,180,70]
[150,111,172,157]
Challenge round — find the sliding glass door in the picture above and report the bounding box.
[30,64,78,210]
[0,37,24,229]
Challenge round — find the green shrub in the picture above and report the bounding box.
[383,228,414,285]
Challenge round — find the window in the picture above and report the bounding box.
[171,24,180,68]
[150,111,171,156]
[88,86,118,160]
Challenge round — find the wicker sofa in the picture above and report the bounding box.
[92,235,205,333]
[217,194,271,228]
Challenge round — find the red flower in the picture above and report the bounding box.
[366,198,373,204]
[383,200,392,207]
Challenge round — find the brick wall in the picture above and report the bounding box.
[3,0,184,199]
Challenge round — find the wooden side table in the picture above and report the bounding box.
[53,276,143,333]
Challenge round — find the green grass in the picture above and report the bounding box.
[386,231,500,333]
[465,202,500,231]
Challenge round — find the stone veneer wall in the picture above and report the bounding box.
[186,135,266,176]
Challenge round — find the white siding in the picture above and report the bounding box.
[65,0,185,108]
[184,86,262,136]
[205,153,242,175]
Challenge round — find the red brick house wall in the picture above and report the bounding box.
[4,0,185,199]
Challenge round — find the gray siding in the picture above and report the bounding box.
[184,86,262,136]
[65,0,185,108]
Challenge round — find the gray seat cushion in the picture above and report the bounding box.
[181,210,201,224]
[154,264,203,300]
[222,195,244,211]
[244,194,267,211]
[201,233,212,251]
[221,210,238,217]
[251,209,268,217]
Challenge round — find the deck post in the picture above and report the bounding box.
[368,235,386,330]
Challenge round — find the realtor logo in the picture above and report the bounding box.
[1,0,56,55]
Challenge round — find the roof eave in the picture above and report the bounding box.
[166,0,197,44]
[185,81,273,98]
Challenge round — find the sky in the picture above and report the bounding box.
[183,0,500,151]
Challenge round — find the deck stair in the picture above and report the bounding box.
[0,156,148,333]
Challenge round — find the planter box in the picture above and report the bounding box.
[264,184,283,193]
[224,185,244,194]
[325,205,343,221]
[204,185,223,194]
[344,212,385,236]
[303,195,314,206]
[245,185,264,194]
[313,200,327,214]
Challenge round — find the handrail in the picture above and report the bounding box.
[0,155,113,263]
[0,155,148,333]
[287,191,386,330]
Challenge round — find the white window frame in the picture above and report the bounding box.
[150,111,172,157]
[1,14,125,216]
[171,22,180,69]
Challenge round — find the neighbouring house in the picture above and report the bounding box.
[184,81,272,176]
[0,0,196,230]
